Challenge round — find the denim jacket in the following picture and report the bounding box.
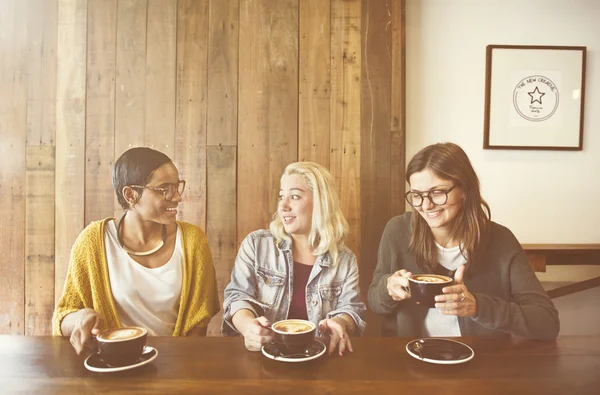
[222,230,366,336]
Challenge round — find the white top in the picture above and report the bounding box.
[104,220,183,336]
[422,243,467,337]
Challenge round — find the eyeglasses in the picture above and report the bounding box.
[130,180,186,200]
[405,185,456,208]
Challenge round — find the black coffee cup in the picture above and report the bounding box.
[96,326,147,366]
[271,319,316,353]
[408,274,453,308]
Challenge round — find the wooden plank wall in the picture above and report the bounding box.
[206,0,238,335]
[0,0,406,336]
[86,0,116,224]
[0,0,27,334]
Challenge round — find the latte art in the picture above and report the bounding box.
[96,326,148,366]
[411,274,452,284]
[98,327,145,342]
[272,320,315,334]
[272,319,316,353]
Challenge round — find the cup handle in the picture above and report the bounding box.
[89,333,100,354]
[259,322,273,331]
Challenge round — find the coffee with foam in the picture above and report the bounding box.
[97,327,145,342]
[273,321,314,334]
[408,274,453,307]
[411,274,452,284]
[96,326,148,366]
[271,319,316,353]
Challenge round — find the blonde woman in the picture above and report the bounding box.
[223,162,366,356]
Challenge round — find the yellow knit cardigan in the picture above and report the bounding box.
[52,218,220,336]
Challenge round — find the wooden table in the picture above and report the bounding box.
[523,243,600,272]
[1,336,598,394]
[522,244,600,298]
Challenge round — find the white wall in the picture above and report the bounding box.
[406,0,600,246]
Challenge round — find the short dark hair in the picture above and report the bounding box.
[112,147,173,209]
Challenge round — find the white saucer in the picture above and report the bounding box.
[84,346,158,373]
[406,338,474,365]
[262,340,326,363]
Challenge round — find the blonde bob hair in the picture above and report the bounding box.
[269,162,349,265]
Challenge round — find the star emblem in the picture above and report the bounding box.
[528,86,545,105]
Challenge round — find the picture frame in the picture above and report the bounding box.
[483,45,586,150]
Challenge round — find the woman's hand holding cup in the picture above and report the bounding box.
[386,269,413,301]
[241,316,273,352]
[434,265,477,317]
[69,308,103,355]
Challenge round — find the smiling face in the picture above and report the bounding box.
[408,168,464,239]
[132,162,182,225]
[278,174,314,237]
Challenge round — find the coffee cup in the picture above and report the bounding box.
[408,274,453,308]
[271,319,316,353]
[96,326,147,366]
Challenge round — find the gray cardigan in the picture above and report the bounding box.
[367,212,559,340]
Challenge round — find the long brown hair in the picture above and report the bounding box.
[406,143,491,273]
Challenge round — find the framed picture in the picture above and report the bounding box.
[483,45,586,150]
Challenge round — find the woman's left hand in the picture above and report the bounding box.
[318,316,354,356]
[434,265,477,317]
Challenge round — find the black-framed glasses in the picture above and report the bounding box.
[130,180,186,200]
[405,185,456,208]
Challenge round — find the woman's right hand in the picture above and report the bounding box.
[241,316,273,351]
[386,269,413,301]
[69,308,104,355]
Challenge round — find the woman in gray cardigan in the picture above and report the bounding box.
[368,142,559,339]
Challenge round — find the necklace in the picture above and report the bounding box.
[117,213,166,256]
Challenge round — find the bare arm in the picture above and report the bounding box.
[232,309,273,351]
[60,308,104,355]
[232,308,258,335]
[335,313,358,336]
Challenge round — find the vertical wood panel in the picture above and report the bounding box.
[114,0,146,219]
[238,0,298,243]
[0,0,26,334]
[24,0,42,144]
[206,146,237,336]
[360,0,392,293]
[238,0,274,241]
[390,0,406,217]
[299,0,330,166]
[25,0,58,146]
[207,0,239,335]
[115,0,146,157]
[55,0,87,302]
[175,0,208,228]
[207,0,239,147]
[146,0,177,158]
[330,0,361,260]
[266,0,298,207]
[86,0,116,224]
[25,146,55,335]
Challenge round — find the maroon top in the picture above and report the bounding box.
[287,261,313,320]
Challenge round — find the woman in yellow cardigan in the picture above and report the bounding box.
[53,147,219,355]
